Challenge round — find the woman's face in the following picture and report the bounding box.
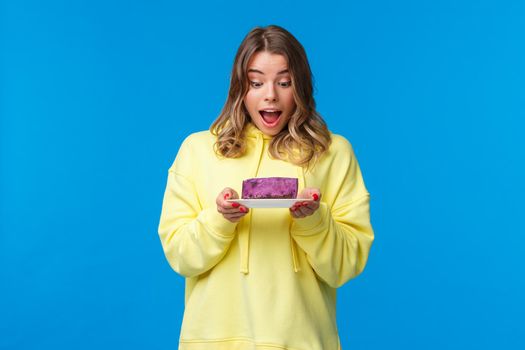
[243,51,296,136]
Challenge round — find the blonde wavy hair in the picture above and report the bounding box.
[210,25,331,169]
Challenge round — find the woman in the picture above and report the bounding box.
[158,24,374,350]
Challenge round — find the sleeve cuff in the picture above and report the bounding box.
[197,208,238,238]
[291,202,329,235]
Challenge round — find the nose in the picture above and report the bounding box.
[264,83,278,102]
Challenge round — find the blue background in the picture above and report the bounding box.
[1,0,524,349]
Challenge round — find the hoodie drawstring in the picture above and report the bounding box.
[238,132,264,274]
[289,165,306,272]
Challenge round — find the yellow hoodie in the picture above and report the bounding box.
[158,123,374,350]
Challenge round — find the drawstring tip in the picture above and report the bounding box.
[290,235,301,273]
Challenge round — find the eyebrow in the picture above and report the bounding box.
[248,68,289,75]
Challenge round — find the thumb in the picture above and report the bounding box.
[222,187,239,200]
[302,188,321,201]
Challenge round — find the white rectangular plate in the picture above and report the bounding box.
[226,199,314,208]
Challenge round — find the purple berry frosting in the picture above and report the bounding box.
[242,177,298,199]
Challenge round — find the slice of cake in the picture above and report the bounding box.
[242,177,298,199]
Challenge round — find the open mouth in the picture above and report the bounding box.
[259,110,282,127]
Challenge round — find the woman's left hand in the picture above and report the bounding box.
[290,188,321,218]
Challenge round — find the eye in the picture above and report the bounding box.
[250,81,263,88]
[278,81,292,88]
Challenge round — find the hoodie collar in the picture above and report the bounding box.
[244,122,273,140]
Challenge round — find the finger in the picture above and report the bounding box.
[293,210,306,218]
[225,211,249,221]
[226,188,240,200]
[218,205,241,214]
[218,188,242,209]
[218,188,239,203]
[292,200,316,212]
[221,187,235,198]
[297,188,311,199]
[298,200,318,215]
[219,200,240,209]
[223,204,249,215]
[307,190,321,201]
[290,200,311,211]
[299,188,321,201]
[227,212,247,220]
[290,202,301,211]
[296,189,307,199]
[225,216,241,223]
[289,208,301,218]
[302,201,319,211]
[290,206,306,218]
[296,205,314,216]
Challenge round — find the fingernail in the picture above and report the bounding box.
[312,193,319,201]
[224,193,230,199]
[239,206,247,213]
[232,202,240,208]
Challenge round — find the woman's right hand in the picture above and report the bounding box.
[216,188,249,223]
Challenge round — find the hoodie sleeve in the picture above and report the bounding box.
[157,136,238,278]
[290,137,374,288]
